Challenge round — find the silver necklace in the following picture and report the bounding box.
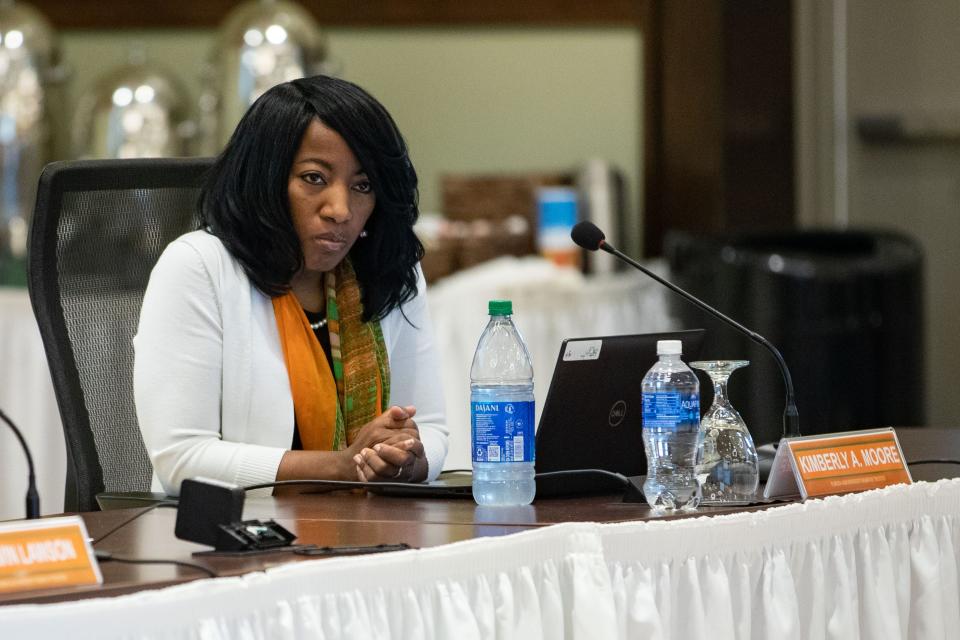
[309,317,328,330]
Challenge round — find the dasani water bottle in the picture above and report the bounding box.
[642,339,701,511]
[470,300,536,506]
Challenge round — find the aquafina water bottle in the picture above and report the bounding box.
[641,339,701,511]
[470,300,536,506]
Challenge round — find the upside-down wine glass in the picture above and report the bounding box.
[689,360,759,504]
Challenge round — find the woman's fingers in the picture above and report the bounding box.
[356,454,396,482]
[385,405,417,421]
[350,409,424,481]
[355,443,416,481]
[351,414,419,455]
[390,438,425,457]
[371,443,414,471]
[367,409,419,435]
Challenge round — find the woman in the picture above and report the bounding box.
[134,75,447,496]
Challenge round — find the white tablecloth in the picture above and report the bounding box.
[3,480,958,639]
[0,288,65,521]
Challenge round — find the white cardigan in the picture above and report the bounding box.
[134,231,448,495]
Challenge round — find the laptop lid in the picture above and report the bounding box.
[534,329,706,476]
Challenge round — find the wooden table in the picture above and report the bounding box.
[3,426,957,606]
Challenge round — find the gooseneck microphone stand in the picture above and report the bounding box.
[1,407,41,519]
[571,221,800,443]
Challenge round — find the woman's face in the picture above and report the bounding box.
[288,119,375,277]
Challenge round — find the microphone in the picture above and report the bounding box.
[0,408,41,519]
[571,221,801,444]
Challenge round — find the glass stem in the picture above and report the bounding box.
[712,377,729,406]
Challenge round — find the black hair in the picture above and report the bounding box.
[199,75,424,322]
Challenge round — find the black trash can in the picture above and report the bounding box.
[664,229,924,445]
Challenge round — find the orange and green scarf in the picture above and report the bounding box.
[271,260,389,450]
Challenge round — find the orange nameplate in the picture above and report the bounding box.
[0,516,102,594]
[764,428,912,500]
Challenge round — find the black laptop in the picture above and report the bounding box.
[535,328,705,477]
[366,329,706,498]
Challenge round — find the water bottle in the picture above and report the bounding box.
[641,339,701,511]
[470,300,536,506]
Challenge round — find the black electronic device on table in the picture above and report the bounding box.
[535,329,705,478]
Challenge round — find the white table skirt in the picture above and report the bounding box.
[3,480,958,639]
[600,480,960,639]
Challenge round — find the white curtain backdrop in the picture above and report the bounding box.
[3,480,958,639]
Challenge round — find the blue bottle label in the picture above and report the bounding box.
[642,391,699,430]
[471,400,535,463]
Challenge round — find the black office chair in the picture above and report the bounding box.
[28,157,213,512]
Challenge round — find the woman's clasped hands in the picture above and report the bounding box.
[349,405,427,483]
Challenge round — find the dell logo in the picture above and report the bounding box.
[608,400,627,427]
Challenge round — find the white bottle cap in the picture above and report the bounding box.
[657,339,682,355]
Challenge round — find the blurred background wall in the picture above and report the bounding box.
[50,27,642,240]
[795,0,960,427]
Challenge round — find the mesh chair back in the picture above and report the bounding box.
[28,158,213,512]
